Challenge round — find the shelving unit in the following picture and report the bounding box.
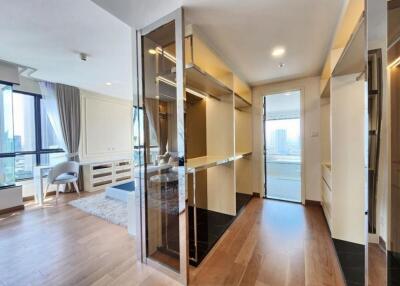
[83,159,132,192]
[318,1,366,284]
[181,28,253,266]
[332,14,366,77]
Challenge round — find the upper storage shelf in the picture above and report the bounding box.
[235,93,251,109]
[319,0,364,88]
[234,75,252,109]
[321,78,331,98]
[332,14,365,77]
[186,63,232,98]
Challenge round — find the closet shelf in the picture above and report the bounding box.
[186,156,234,173]
[235,93,252,109]
[321,78,331,98]
[186,153,251,174]
[332,13,365,77]
[158,63,233,99]
[235,152,252,159]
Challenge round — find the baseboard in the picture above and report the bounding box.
[368,232,379,244]
[252,192,261,198]
[23,191,57,202]
[305,199,320,206]
[0,205,24,215]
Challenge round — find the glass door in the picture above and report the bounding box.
[263,90,302,203]
[135,8,187,284]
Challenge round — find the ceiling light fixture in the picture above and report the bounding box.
[272,47,285,58]
[105,82,112,86]
[148,47,176,63]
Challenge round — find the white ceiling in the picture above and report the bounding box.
[94,0,345,86]
[0,0,345,100]
[0,0,133,99]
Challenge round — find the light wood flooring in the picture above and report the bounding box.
[0,193,345,286]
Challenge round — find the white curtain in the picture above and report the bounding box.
[38,81,66,152]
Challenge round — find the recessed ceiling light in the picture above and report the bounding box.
[148,49,157,55]
[278,63,285,68]
[105,82,112,86]
[272,47,285,57]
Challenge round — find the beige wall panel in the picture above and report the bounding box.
[331,74,365,245]
[235,109,252,153]
[235,158,253,195]
[206,96,234,157]
[207,163,236,216]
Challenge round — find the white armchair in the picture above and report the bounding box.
[45,161,80,202]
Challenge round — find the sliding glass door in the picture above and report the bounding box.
[135,8,187,284]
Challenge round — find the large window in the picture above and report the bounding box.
[0,86,64,184]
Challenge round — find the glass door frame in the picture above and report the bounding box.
[135,7,188,285]
[262,88,305,204]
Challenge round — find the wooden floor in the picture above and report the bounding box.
[0,194,345,286]
[368,243,387,286]
[0,192,180,286]
[190,199,345,286]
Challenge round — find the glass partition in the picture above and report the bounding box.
[135,8,187,283]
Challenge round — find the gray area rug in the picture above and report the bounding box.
[68,193,127,227]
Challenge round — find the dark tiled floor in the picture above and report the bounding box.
[333,238,365,286]
[188,193,252,266]
[388,251,400,285]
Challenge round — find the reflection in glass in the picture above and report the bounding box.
[141,21,181,272]
[15,154,36,180]
[12,92,36,152]
[0,84,15,187]
[0,84,14,154]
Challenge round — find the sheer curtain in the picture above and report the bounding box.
[38,81,66,152]
[39,81,81,162]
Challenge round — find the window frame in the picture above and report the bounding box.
[0,89,64,182]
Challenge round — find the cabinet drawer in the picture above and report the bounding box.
[321,178,332,215]
[92,175,114,184]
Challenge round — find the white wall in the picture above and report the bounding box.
[0,186,23,210]
[13,76,41,94]
[252,76,321,201]
[79,89,133,163]
[0,61,19,85]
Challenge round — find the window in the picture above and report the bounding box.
[0,87,64,185]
